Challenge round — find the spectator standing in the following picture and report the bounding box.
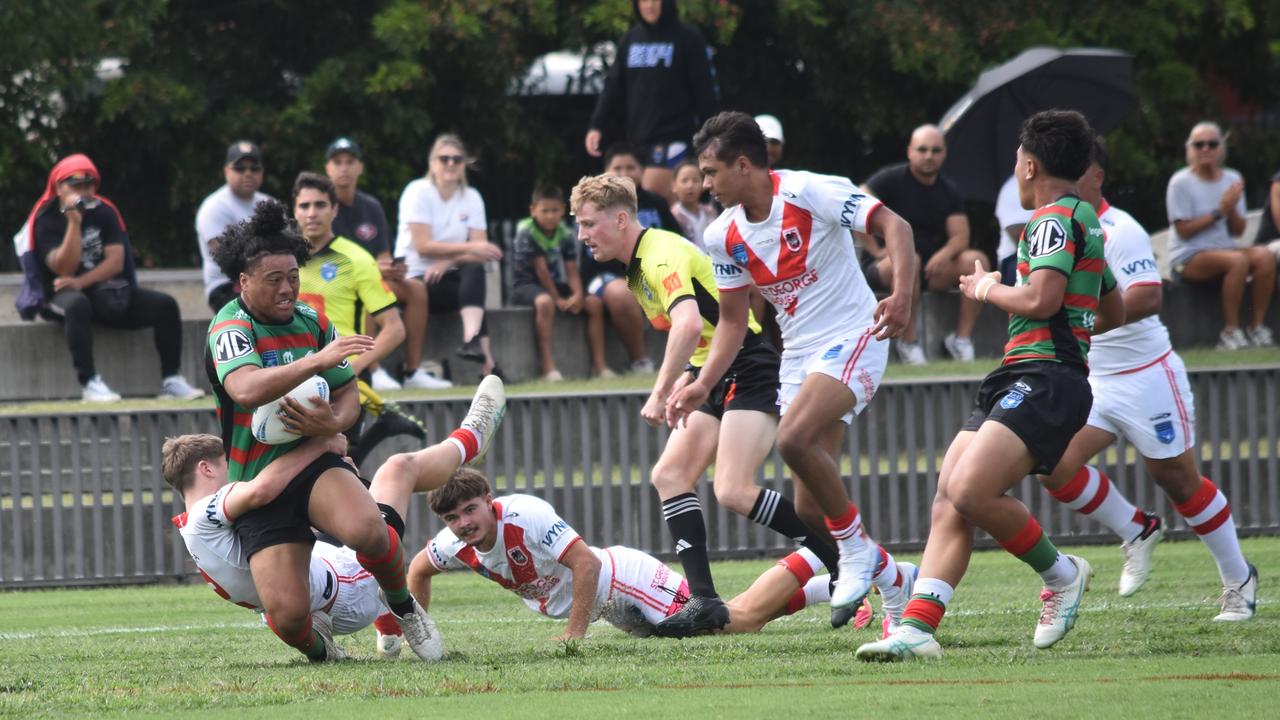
[862,124,987,363]
[26,154,204,401]
[1166,121,1274,349]
[324,136,431,391]
[754,114,785,168]
[995,174,1032,286]
[394,134,504,380]
[669,159,716,251]
[577,144,683,374]
[509,184,601,380]
[196,141,273,313]
[584,0,719,201]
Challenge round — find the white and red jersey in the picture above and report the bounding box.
[705,170,882,357]
[424,494,600,619]
[172,483,338,615]
[1088,200,1172,375]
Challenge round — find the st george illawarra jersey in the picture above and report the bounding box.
[705,170,882,357]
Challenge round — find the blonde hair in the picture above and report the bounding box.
[161,434,224,494]
[427,133,471,189]
[569,173,638,217]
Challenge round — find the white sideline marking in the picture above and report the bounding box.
[0,598,1225,641]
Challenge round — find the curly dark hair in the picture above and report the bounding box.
[210,198,310,280]
[1018,110,1095,182]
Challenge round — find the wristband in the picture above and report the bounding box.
[1211,208,1224,222]
[975,275,998,303]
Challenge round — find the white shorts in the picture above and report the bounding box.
[1087,351,1195,460]
[311,543,387,636]
[593,546,687,635]
[778,327,887,424]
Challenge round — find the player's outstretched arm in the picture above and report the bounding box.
[964,262,1068,320]
[222,334,374,408]
[867,206,914,340]
[222,435,348,519]
[408,548,442,612]
[665,287,749,427]
[555,540,601,641]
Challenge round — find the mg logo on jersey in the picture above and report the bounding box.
[1027,218,1067,258]
[507,546,530,566]
[782,226,803,252]
[214,329,254,363]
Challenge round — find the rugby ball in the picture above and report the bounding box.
[251,376,330,445]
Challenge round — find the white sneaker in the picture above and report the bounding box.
[371,366,403,392]
[630,358,655,374]
[542,369,564,382]
[376,629,404,659]
[310,611,346,662]
[1247,325,1275,348]
[1213,563,1258,621]
[1119,514,1163,597]
[82,375,121,403]
[393,598,444,661]
[855,626,943,662]
[159,375,204,400]
[1218,328,1249,351]
[1034,555,1093,649]
[943,333,975,362]
[880,562,918,638]
[831,532,878,609]
[404,368,453,389]
[895,340,927,365]
[460,374,507,466]
[595,367,617,379]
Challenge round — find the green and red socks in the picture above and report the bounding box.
[266,613,326,661]
[357,524,415,617]
[901,578,955,634]
[999,516,1077,588]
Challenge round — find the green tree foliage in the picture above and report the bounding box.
[1,0,1277,271]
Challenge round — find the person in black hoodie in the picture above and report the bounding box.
[584,0,719,201]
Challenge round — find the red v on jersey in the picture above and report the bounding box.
[723,183,816,316]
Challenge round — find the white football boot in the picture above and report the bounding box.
[1213,564,1258,621]
[856,626,943,662]
[1118,513,1163,597]
[1034,555,1093,649]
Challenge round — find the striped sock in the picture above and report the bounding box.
[871,545,901,594]
[784,575,831,615]
[357,524,414,615]
[662,493,716,597]
[266,613,325,661]
[825,503,866,558]
[901,578,954,634]
[373,612,403,637]
[1174,477,1249,585]
[1048,465,1145,542]
[998,515,1077,588]
[446,428,480,464]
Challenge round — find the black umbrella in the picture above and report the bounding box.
[939,47,1138,202]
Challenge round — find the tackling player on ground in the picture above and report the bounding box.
[570,173,909,635]
[1036,136,1257,619]
[667,111,917,615]
[857,110,1125,662]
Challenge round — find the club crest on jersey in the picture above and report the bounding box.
[1027,217,1067,258]
[730,242,749,265]
[321,262,338,282]
[507,546,530,566]
[1154,420,1175,444]
[782,226,803,252]
[1000,391,1025,410]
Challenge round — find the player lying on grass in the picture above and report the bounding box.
[407,469,916,639]
[162,376,506,661]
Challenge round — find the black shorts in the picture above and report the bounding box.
[235,453,354,558]
[510,281,570,307]
[694,337,781,420]
[960,361,1092,475]
[860,251,932,293]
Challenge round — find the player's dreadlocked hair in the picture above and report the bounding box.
[1019,110,1095,182]
[210,198,310,280]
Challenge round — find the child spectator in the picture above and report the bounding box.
[669,159,716,251]
[509,184,605,380]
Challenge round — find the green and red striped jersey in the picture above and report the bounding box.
[205,298,354,481]
[1004,195,1115,367]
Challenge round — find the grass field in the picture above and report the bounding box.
[1,538,1276,719]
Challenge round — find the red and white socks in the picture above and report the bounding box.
[1175,477,1250,585]
[446,428,481,465]
[1048,466,1145,542]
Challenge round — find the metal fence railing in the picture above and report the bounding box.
[2,367,1277,588]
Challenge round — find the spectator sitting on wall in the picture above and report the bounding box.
[994,173,1032,286]
[25,154,205,402]
[584,0,720,202]
[196,141,274,314]
[509,183,604,381]
[1166,121,1275,349]
[1252,163,1280,262]
[860,124,987,363]
[325,136,429,392]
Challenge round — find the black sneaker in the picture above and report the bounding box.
[654,595,730,638]
[830,604,857,629]
[456,336,485,362]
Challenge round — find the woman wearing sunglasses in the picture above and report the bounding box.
[394,134,504,382]
[1166,121,1275,350]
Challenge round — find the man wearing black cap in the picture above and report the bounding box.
[196,140,274,313]
[324,136,432,391]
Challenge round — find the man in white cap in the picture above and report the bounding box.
[755,115,785,168]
